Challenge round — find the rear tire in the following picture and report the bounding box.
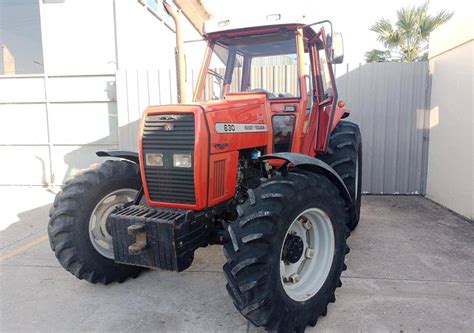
[48,160,144,284]
[317,120,362,230]
[223,170,349,332]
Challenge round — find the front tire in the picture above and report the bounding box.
[223,170,349,332]
[48,160,144,284]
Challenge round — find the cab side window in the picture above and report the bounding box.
[317,42,333,100]
[272,115,296,152]
[304,41,316,111]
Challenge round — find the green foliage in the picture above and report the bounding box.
[365,1,453,62]
[364,49,392,63]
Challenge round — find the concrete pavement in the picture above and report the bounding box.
[1,188,473,332]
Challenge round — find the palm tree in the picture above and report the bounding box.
[365,49,392,63]
[365,1,453,62]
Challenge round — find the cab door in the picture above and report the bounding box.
[314,31,338,153]
[267,29,312,154]
[301,29,338,155]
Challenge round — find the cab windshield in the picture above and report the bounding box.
[199,31,299,101]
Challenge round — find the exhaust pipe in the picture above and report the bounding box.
[163,1,187,103]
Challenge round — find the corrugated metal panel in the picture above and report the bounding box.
[248,65,298,96]
[336,62,430,194]
[116,69,178,151]
[116,62,430,195]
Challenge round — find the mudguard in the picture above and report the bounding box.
[261,152,353,206]
[96,150,139,164]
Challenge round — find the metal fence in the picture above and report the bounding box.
[336,62,430,194]
[0,62,430,193]
[115,69,178,151]
[117,62,431,195]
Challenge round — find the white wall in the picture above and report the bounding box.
[0,0,201,186]
[0,74,118,185]
[114,1,176,71]
[39,0,187,73]
[426,13,473,219]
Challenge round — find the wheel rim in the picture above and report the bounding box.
[88,188,138,259]
[280,208,335,302]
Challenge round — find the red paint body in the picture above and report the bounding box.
[138,24,348,210]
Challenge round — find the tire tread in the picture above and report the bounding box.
[223,170,349,331]
[48,160,143,284]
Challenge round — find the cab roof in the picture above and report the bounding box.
[204,13,316,37]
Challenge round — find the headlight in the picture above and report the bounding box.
[145,153,163,166]
[173,154,192,168]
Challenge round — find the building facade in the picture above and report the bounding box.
[0,0,201,186]
[426,12,473,219]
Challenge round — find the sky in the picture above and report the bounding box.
[202,0,469,68]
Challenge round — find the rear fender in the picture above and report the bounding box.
[261,152,352,206]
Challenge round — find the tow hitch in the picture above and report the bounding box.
[127,223,147,255]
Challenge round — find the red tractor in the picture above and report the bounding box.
[48,16,362,332]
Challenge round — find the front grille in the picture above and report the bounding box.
[142,114,195,204]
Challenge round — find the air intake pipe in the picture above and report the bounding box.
[163,1,187,103]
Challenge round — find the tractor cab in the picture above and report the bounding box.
[195,17,346,154]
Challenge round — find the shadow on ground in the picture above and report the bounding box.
[1,194,473,332]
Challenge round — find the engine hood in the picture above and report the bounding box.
[198,93,267,113]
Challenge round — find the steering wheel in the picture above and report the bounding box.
[250,88,276,98]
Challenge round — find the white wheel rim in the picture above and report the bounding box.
[280,208,335,302]
[88,188,138,259]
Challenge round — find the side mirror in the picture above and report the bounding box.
[329,32,344,64]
